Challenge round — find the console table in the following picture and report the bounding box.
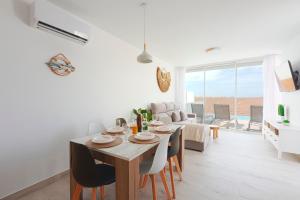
[263,120,300,159]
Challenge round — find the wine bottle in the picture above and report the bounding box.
[137,114,142,132]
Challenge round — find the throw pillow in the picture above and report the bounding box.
[172,111,181,122]
[180,111,187,121]
[157,113,172,124]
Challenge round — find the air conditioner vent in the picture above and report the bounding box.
[31,0,91,45]
[37,21,88,44]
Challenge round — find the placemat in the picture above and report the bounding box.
[128,135,160,144]
[86,137,123,149]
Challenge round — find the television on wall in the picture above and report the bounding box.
[274,60,299,92]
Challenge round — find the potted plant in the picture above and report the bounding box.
[133,108,152,122]
[278,104,284,123]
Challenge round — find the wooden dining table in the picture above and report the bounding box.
[69,124,185,200]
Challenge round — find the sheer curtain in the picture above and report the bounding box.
[174,67,186,111]
[263,55,282,122]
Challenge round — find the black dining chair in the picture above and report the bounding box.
[70,142,115,200]
[167,127,183,199]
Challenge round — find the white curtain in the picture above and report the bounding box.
[263,55,282,122]
[174,67,186,111]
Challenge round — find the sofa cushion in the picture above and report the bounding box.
[172,111,181,122]
[157,113,172,124]
[166,111,173,117]
[151,103,167,114]
[165,102,175,111]
[180,111,187,121]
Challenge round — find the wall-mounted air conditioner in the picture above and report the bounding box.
[30,0,91,45]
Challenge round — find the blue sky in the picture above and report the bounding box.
[185,65,263,97]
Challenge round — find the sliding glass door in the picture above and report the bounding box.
[185,61,263,132]
[205,67,236,128]
[186,71,205,123]
[236,64,263,131]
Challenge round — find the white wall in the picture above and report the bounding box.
[0,0,174,198]
[281,35,300,126]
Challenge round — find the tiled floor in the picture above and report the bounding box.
[16,131,300,200]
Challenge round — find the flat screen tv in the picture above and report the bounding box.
[275,60,299,92]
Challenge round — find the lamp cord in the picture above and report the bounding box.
[144,4,146,49]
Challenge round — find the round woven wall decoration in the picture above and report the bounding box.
[156,67,171,92]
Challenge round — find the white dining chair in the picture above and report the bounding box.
[88,122,106,135]
[139,135,172,200]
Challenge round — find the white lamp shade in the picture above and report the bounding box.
[137,49,152,63]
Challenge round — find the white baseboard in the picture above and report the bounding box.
[1,170,69,200]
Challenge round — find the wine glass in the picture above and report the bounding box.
[122,123,130,142]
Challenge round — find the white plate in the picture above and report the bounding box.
[92,135,114,144]
[134,132,155,141]
[155,126,171,132]
[106,127,124,133]
[150,120,164,126]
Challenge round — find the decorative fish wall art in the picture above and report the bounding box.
[46,53,75,76]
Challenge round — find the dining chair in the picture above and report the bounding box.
[139,135,172,200]
[167,127,183,199]
[115,118,127,127]
[70,142,115,200]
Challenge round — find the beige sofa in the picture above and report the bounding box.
[150,102,210,152]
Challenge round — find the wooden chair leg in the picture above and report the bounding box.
[139,175,144,188]
[173,156,183,181]
[142,175,148,188]
[72,184,82,200]
[100,186,105,200]
[159,170,172,200]
[150,175,157,200]
[92,188,96,200]
[168,158,176,199]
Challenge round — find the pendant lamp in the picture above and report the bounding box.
[137,2,152,63]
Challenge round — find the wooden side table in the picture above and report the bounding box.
[209,125,220,139]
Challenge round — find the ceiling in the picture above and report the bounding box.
[49,0,300,66]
